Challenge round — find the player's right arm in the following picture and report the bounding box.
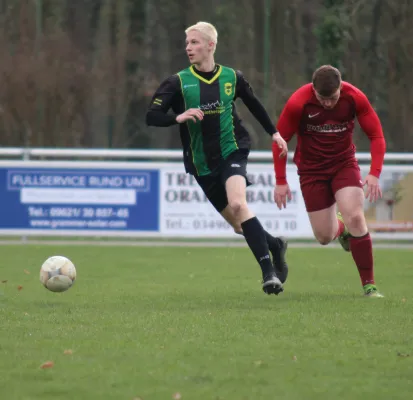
[273,94,302,209]
[145,75,203,126]
[351,85,386,202]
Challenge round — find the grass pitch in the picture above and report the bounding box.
[1,244,412,400]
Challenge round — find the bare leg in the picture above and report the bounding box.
[224,175,283,294]
[307,204,338,245]
[335,186,378,292]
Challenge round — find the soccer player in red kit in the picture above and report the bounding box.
[272,65,386,297]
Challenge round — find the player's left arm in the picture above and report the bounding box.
[235,70,287,157]
[354,88,386,202]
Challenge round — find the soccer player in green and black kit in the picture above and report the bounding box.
[146,22,288,295]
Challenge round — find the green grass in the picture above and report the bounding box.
[1,245,413,400]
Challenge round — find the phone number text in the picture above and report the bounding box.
[28,206,130,219]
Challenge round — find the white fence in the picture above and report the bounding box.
[2,147,413,162]
[0,147,412,240]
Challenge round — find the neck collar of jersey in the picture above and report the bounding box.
[190,64,222,84]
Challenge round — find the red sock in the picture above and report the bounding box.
[333,219,345,239]
[349,233,375,286]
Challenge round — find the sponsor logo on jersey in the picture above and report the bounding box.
[197,100,225,115]
[307,122,349,133]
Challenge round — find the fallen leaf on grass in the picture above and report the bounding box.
[63,349,73,355]
[17,285,23,291]
[40,361,54,369]
[293,356,297,361]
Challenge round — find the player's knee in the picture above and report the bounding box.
[315,233,333,246]
[346,212,366,230]
[228,198,247,215]
[318,237,331,246]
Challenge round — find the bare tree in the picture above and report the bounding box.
[0,0,411,151]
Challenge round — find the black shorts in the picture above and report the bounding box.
[194,150,251,213]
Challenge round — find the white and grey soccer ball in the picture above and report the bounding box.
[40,256,76,293]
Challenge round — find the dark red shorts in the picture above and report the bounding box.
[299,163,363,212]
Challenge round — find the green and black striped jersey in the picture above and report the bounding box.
[146,64,276,176]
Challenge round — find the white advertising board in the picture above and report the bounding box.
[159,163,313,238]
[0,159,411,240]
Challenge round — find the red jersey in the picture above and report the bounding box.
[273,82,386,185]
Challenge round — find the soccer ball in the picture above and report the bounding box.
[40,256,76,293]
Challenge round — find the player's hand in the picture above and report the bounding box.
[272,132,288,158]
[274,184,292,210]
[363,174,382,203]
[176,108,204,123]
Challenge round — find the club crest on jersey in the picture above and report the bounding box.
[224,82,232,96]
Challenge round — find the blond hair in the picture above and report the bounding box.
[185,22,218,53]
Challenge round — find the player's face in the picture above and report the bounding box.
[185,30,211,65]
[314,88,341,109]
